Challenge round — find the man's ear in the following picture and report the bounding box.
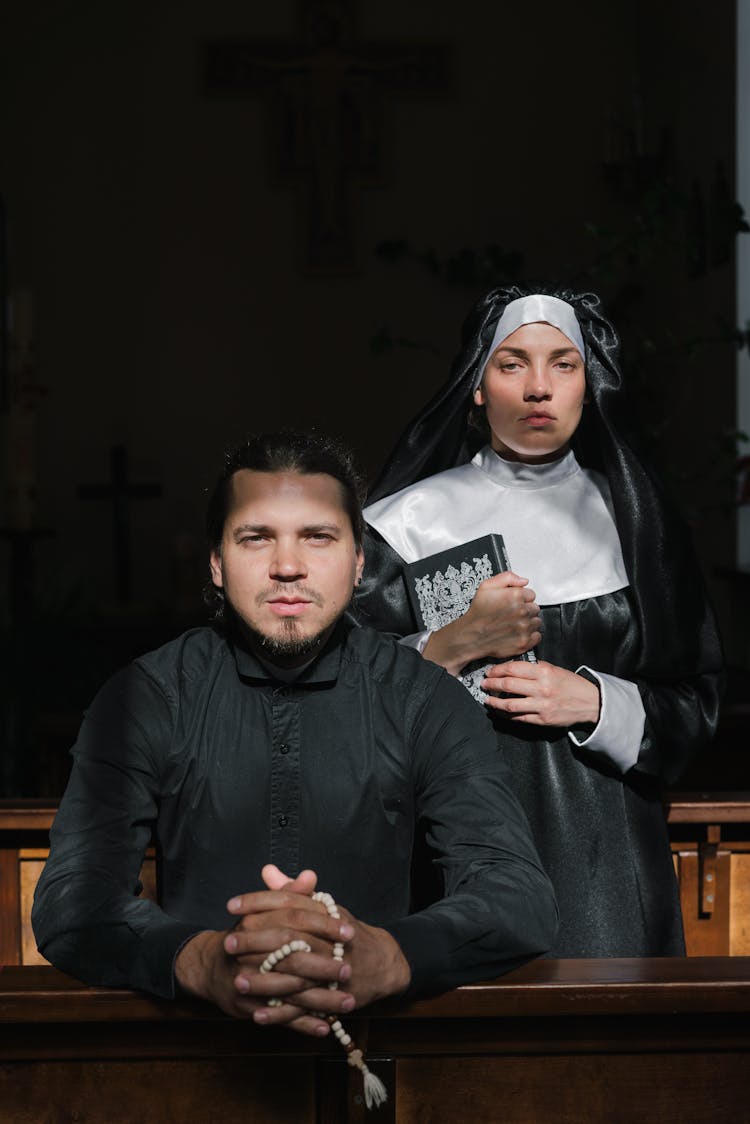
[209,550,224,588]
[354,546,365,586]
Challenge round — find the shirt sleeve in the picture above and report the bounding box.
[31,665,204,998]
[633,667,723,785]
[399,630,432,653]
[567,666,645,773]
[383,671,558,995]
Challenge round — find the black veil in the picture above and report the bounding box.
[366,283,722,692]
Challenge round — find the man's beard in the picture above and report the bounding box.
[244,617,327,662]
[223,586,334,665]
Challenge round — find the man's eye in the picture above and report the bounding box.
[309,533,333,543]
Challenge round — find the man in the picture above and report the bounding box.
[33,432,557,1038]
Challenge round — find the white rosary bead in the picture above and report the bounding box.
[313,890,340,919]
[260,887,387,1108]
[259,939,311,974]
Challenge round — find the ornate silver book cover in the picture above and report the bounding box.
[404,533,535,703]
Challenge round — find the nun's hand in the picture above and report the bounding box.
[482,660,600,727]
[423,572,541,676]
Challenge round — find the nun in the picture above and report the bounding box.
[358,284,723,957]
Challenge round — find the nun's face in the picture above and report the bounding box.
[474,321,587,463]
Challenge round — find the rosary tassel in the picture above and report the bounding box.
[261,890,388,1109]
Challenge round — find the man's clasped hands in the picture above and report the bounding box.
[175,863,411,1036]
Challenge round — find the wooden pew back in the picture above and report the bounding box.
[1,794,749,965]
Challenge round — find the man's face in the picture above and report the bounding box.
[209,469,364,666]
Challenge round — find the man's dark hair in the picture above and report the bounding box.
[204,431,365,621]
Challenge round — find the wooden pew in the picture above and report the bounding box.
[0,800,157,967]
[1,959,749,1122]
[2,795,749,965]
[667,792,750,954]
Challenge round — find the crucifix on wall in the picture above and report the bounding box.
[78,445,162,604]
[202,0,450,273]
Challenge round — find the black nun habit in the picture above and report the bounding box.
[356,283,723,957]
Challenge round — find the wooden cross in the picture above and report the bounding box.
[78,445,161,604]
[202,0,450,272]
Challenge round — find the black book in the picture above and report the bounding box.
[403,533,535,703]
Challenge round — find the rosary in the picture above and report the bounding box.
[259,889,388,1110]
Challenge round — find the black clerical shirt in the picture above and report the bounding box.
[32,622,557,999]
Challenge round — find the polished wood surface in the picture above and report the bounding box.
[664,793,750,956]
[666,791,750,823]
[1,962,749,1123]
[0,799,57,831]
[2,958,750,1020]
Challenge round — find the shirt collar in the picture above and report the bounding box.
[230,618,348,686]
[472,444,580,490]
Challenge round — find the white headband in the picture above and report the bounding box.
[472,294,586,391]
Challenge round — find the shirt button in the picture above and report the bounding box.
[278,815,289,827]
[279,744,289,755]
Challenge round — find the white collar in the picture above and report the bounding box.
[365,443,628,604]
[472,445,580,491]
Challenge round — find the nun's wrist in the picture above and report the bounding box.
[423,620,475,676]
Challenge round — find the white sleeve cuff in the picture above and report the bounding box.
[568,667,645,773]
[399,630,432,654]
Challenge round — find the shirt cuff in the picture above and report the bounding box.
[134,918,208,998]
[568,667,645,773]
[399,630,432,654]
[382,913,446,995]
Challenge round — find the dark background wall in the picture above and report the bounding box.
[0,0,744,794]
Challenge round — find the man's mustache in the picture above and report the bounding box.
[256,583,324,608]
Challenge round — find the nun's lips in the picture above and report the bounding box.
[521,411,555,426]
